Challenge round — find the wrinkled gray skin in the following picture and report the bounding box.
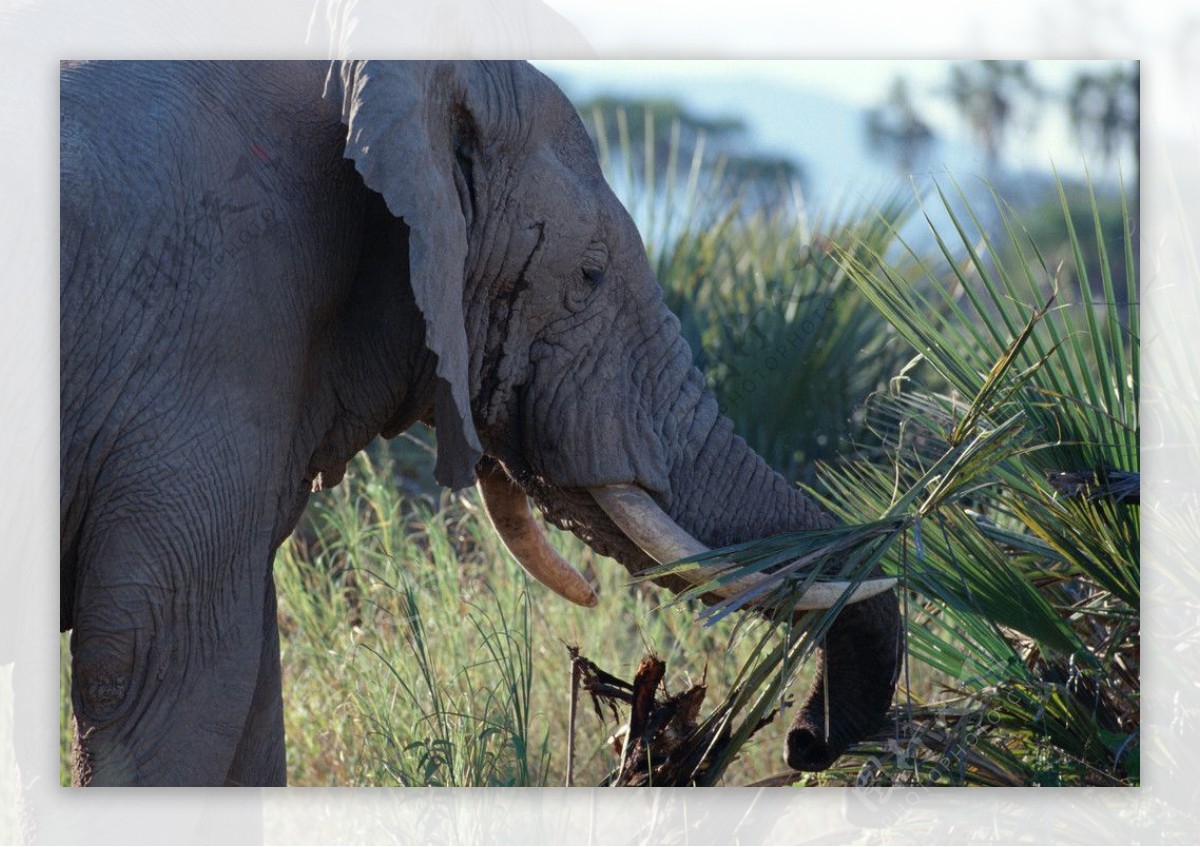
[60,60,899,786]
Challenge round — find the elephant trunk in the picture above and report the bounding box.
[785,592,901,770]
[679,387,900,770]
[626,361,902,771]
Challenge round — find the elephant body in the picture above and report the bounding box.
[60,60,899,785]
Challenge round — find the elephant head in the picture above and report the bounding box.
[325,60,900,771]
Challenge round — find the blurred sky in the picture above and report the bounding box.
[532,60,1136,205]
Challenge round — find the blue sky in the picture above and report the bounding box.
[532,60,1136,203]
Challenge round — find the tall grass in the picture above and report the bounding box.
[275,454,547,787]
[272,440,808,786]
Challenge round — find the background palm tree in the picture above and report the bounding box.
[865,76,936,177]
[1067,62,1140,199]
[945,61,1042,179]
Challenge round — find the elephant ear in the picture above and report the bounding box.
[325,60,483,490]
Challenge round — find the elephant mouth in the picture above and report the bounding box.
[477,460,895,612]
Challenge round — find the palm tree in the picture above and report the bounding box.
[944,61,1041,179]
[865,76,936,177]
[1067,62,1140,196]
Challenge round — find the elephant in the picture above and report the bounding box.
[60,59,900,786]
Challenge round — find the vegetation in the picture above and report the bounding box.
[866,77,935,176]
[727,176,1139,788]
[581,94,806,216]
[60,77,1138,789]
[868,60,1137,174]
[272,443,804,786]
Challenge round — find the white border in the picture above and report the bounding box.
[3,1,1195,843]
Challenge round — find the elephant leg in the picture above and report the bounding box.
[224,566,286,786]
[70,489,277,786]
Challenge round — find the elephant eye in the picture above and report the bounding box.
[582,266,606,286]
[581,241,608,287]
[564,241,608,313]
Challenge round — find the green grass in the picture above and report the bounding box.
[270,440,821,786]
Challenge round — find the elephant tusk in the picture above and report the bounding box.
[478,463,599,608]
[587,484,896,611]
